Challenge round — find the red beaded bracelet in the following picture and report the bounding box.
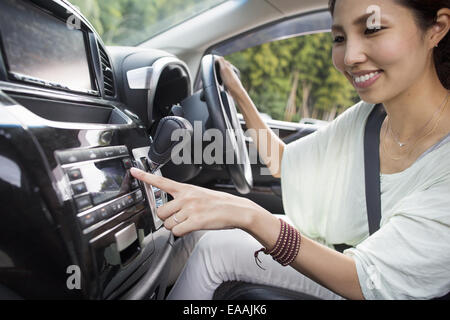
[254,218,301,270]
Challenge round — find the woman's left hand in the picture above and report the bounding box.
[130,168,262,236]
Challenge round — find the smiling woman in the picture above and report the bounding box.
[68,0,228,45]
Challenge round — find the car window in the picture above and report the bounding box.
[208,11,359,124]
[68,0,227,46]
[224,32,359,123]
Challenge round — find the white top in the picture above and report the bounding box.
[281,101,450,300]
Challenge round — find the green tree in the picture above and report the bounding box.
[227,33,358,122]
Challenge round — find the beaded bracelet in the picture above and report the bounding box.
[254,218,301,270]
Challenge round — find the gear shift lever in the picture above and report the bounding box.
[147,116,193,173]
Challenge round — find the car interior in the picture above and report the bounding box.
[0,0,370,300]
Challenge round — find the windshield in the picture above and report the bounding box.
[68,0,228,46]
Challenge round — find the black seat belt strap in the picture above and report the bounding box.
[334,104,386,253]
[364,105,450,300]
[364,103,386,235]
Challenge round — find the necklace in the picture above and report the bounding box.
[388,92,449,148]
[382,93,449,161]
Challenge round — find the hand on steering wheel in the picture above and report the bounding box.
[216,57,245,97]
[201,54,253,194]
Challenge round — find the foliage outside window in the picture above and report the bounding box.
[226,33,359,123]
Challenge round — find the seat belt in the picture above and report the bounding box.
[334,104,386,253]
[363,103,386,234]
[364,104,450,300]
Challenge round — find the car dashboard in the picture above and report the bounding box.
[0,0,192,299]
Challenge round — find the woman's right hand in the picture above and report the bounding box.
[217,56,245,97]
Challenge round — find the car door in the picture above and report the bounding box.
[192,10,358,214]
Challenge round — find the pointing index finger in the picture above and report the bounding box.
[130,167,180,196]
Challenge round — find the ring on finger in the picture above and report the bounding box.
[173,213,180,224]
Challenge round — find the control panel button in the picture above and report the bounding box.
[58,150,84,164]
[118,146,128,155]
[101,147,117,158]
[57,146,130,165]
[75,195,92,212]
[134,190,143,202]
[125,194,134,206]
[131,179,139,190]
[109,202,119,214]
[155,197,163,208]
[97,206,110,220]
[122,157,132,169]
[84,149,100,160]
[79,211,97,228]
[153,186,161,199]
[100,131,113,145]
[115,200,125,212]
[118,197,128,209]
[71,182,87,195]
[67,168,82,181]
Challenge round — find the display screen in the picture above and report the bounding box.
[0,0,94,92]
[81,159,131,206]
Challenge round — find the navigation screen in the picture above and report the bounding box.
[81,159,131,206]
[0,0,94,92]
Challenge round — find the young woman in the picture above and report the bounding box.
[131,0,450,300]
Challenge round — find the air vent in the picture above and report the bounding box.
[98,42,116,97]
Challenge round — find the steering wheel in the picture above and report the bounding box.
[201,54,253,194]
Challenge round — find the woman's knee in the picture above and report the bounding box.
[190,229,261,280]
[194,229,258,257]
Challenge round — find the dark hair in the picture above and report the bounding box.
[329,0,450,89]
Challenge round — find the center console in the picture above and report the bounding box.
[53,144,169,299]
[0,0,175,300]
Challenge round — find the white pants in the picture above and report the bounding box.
[166,215,345,300]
